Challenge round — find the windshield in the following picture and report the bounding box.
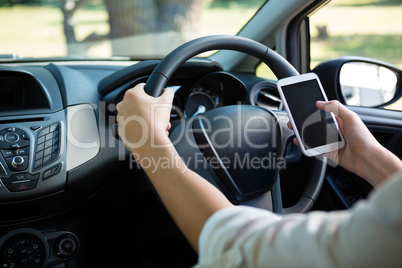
[0,0,266,60]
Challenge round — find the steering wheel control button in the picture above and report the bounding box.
[43,163,62,180]
[34,123,61,170]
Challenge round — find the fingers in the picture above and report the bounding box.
[287,121,293,130]
[124,83,173,103]
[166,122,172,136]
[285,121,299,146]
[132,82,146,91]
[160,87,175,103]
[293,137,299,146]
[124,83,146,96]
[316,100,357,123]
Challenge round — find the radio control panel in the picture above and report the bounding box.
[0,111,67,200]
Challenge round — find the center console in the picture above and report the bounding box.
[0,67,101,268]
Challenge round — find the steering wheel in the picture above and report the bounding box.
[144,35,326,214]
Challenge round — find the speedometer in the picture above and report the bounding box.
[183,92,216,118]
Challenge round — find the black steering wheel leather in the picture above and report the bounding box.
[145,35,298,96]
[145,35,326,214]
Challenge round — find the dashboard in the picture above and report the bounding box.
[101,60,249,121]
[0,59,261,203]
[0,59,266,267]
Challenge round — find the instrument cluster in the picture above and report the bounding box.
[171,72,247,120]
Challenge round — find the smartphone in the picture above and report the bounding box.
[277,73,345,157]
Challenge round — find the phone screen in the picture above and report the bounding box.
[281,79,342,149]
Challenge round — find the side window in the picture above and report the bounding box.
[310,0,401,70]
[310,0,402,110]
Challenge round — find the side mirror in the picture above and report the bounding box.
[313,57,402,108]
[340,62,398,107]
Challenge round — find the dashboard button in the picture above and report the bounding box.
[43,163,62,180]
[49,123,59,132]
[43,169,53,179]
[45,133,53,141]
[20,133,29,140]
[51,151,59,161]
[9,144,20,150]
[1,149,15,157]
[43,155,51,165]
[5,133,19,143]
[16,147,29,156]
[0,128,30,149]
[34,122,61,170]
[38,127,49,137]
[37,136,45,145]
[1,173,39,184]
[44,140,52,149]
[36,143,44,152]
[2,173,39,191]
[43,147,52,156]
[12,156,25,169]
[31,126,42,131]
[11,173,39,181]
[51,163,62,174]
[6,155,29,171]
[34,159,43,169]
[35,151,43,160]
[4,180,38,192]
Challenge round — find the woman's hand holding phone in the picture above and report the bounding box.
[288,100,402,187]
[277,73,345,157]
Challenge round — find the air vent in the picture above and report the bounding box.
[250,81,281,109]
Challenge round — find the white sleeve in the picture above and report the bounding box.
[195,173,402,268]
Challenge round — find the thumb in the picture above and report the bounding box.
[316,100,356,123]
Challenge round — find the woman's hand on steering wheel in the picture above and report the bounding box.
[116,83,174,157]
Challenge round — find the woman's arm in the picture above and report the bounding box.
[116,84,232,252]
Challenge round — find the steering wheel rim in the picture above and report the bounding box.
[145,35,326,214]
[145,35,299,96]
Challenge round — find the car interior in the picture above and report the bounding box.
[0,0,401,267]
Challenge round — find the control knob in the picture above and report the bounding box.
[11,156,25,169]
[55,234,79,258]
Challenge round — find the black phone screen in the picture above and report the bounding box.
[281,79,341,149]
